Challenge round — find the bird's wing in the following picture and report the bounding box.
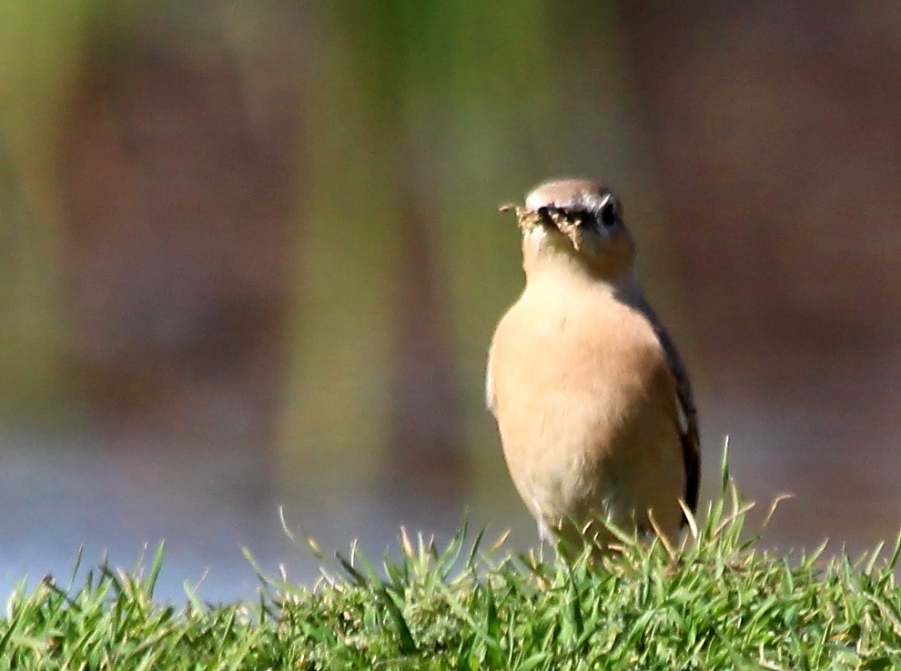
[652,317,701,517]
[619,287,701,519]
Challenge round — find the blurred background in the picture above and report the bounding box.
[2,0,901,601]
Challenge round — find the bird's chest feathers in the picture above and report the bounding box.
[514,286,660,398]
[491,283,668,465]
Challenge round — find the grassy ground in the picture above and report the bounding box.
[2,463,900,670]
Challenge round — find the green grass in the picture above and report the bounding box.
[2,461,900,670]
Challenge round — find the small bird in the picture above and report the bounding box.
[486,178,700,554]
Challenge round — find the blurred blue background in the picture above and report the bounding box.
[2,1,901,601]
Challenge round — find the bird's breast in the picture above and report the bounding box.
[488,284,679,522]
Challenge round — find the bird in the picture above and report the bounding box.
[486,178,700,556]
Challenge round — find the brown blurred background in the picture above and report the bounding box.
[2,1,901,599]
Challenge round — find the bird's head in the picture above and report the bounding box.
[501,179,636,282]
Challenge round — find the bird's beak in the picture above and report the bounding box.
[499,203,553,234]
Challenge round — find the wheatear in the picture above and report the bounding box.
[487,178,700,554]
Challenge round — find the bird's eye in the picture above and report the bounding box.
[598,199,618,228]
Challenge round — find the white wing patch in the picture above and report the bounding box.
[675,390,690,434]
